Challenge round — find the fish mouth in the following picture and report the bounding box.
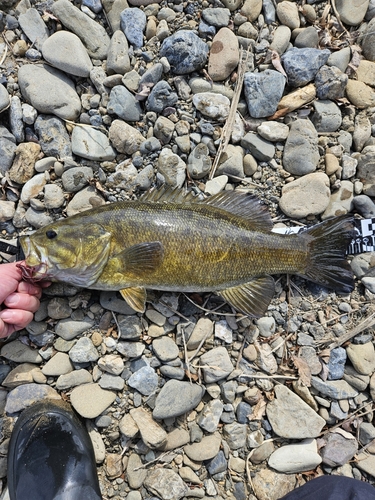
[18,236,50,282]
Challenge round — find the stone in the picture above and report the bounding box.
[18,8,49,50]
[200,346,233,383]
[157,148,186,187]
[126,453,147,489]
[34,115,72,159]
[311,377,358,400]
[252,468,295,500]
[56,369,93,390]
[184,434,221,461]
[107,85,142,122]
[202,7,230,26]
[42,31,93,77]
[20,173,47,204]
[270,25,291,54]
[223,422,247,449]
[42,352,73,376]
[257,121,289,142]
[153,380,205,419]
[1,340,42,364]
[69,337,99,363]
[144,468,188,500]
[154,116,175,144]
[160,30,209,74]
[130,407,167,449]
[187,143,211,179]
[120,7,146,49]
[282,119,320,175]
[281,48,331,87]
[266,385,326,439]
[241,132,275,162]
[279,172,331,219]
[61,166,93,193]
[197,399,224,433]
[187,318,213,350]
[128,365,158,395]
[241,0,262,22]
[311,100,342,132]
[70,383,116,418]
[346,342,375,375]
[107,30,130,75]
[346,80,375,108]
[244,70,286,118]
[8,142,41,184]
[192,92,230,122]
[146,81,177,113]
[268,439,322,473]
[276,0,300,29]
[315,65,348,100]
[51,0,110,59]
[335,0,369,26]
[2,363,40,388]
[71,126,116,161]
[215,144,244,178]
[356,60,375,87]
[320,430,358,467]
[109,119,145,154]
[18,64,81,121]
[5,384,61,414]
[322,180,354,219]
[295,26,319,48]
[152,336,179,362]
[208,28,239,82]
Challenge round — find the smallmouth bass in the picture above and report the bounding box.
[18,187,355,316]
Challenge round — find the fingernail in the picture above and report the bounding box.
[5,294,18,306]
[0,311,13,321]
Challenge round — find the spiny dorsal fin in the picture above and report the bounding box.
[139,185,202,204]
[202,192,273,231]
[217,276,275,317]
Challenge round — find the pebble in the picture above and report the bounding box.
[144,468,188,500]
[311,100,342,132]
[146,81,178,113]
[18,8,49,51]
[215,144,244,178]
[107,30,130,75]
[9,142,41,184]
[241,132,275,162]
[160,31,209,74]
[120,8,146,49]
[200,346,233,383]
[109,119,145,154]
[5,383,60,414]
[56,369,93,390]
[1,340,42,364]
[42,352,73,376]
[281,47,331,87]
[128,365,158,395]
[257,121,289,142]
[335,0,370,26]
[346,342,375,375]
[187,143,211,179]
[208,27,239,81]
[153,380,205,419]
[192,92,230,122]
[282,119,319,175]
[346,80,375,108]
[70,383,116,418]
[184,433,222,461]
[268,439,322,473]
[244,70,286,118]
[61,166,93,193]
[311,377,359,399]
[42,31,93,77]
[157,148,186,187]
[276,0,300,29]
[130,407,167,449]
[34,115,72,159]
[241,0,262,22]
[69,337,99,363]
[0,84,10,113]
[320,430,359,467]
[71,126,116,161]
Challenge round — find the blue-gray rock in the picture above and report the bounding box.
[311,376,358,400]
[281,47,331,87]
[107,85,141,121]
[18,8,49,51]
[107,30,131,75]
[311,100,342,132]
[315,65,348,100]
[118,316,143,340]
[82,0,102,13]
[120,8,146,49]
[201,7,230,27]
[146,81,178,113]
[128,365,159,395]
[159,365,185,380]
[206,450,228,475]
[62,167,93,193]
[34,115,72,159]
[294,26,319,48]
[320,431,358,467]
[0,128,16,176]
[199,20,216,37]
[327,347,346,380]
[71,126,116,161]
[236,401,252,424]
[241,132,275,162]
[69,337,99,363]
[5,383,60,414]
[116,342,145,359]
[99,373,125,391]
[160,30,209,75]
[153,380,205,420]
[139,63,163,86]
[263,0,276,23]
[282,119,319,175]
[244,70,286,118]
[353,194,375,218]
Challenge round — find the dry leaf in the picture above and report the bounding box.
[346,44,362,77]
[319,360,330,382]
[248,394,267,421]
[292,355,312,387]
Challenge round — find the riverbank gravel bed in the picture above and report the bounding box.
[1,0,375,498]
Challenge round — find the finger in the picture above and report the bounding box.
[0,309,34,333]
[4,293,41,313]
[0,262,23,304]
[0,318,13,338]
[17,281,43,298]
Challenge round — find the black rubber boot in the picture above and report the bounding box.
[7,399,102,500]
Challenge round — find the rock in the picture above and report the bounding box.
[282,119,320,175]
[276,0,300,29]
[70,383,116,418]
[241,132,275,162]
[241,0,262,22]
[200,346,233,383]
[223,422,247,449]
[197,399,224,433]
[252,468,295,500]
[354,112,372,151]
[160,30,209,74]
[320,430,358,467]
[120,7,146,49]
[20,173,47,204]
[44,184,65,209]
[187,318,213,350]
[346,80,375,108]
[281,48,331,87]
[2,363,41,388]
[270,25,291,54]
[18,8,48,50]
[311,100,342,132]
[356,60,375,87]
[126,453,147,489]
[215,144,244,178]
[257,121,289,142]
[128,365,158,395]
[109,119,145,154]
[9,142,41,184]
[130,407,167,449]
[153,380,205,419]
[71,126,116,161]
[346,342,375,375]
[0,201,15,222]
[18,64,81,121]
[10,96,24,142]
[157,148,186,187]
[61,166,93,193]
[335,0,370,26]
[266,385,326,439]
[56,369,93,390]
[146,81,178,113]
[69,337,99,363]
[184,433,222,461]
[202,7,230,26]
[107,85,142,121]
[42,352,73,376]
[208,27,239,81]
[0,131,16,176]
[268,439,322,473]
[34,115,72,159]
[42,31,93,77]
[356,453,375,478]
[152,336,179,362]
[322,180,354,219]
[327,46,351,72]
[192,92,230,121]
[1,340,42,364]
[187,143,211,179]
[98,354,124,376]
[244,70,286,118]
[154,116,175,144]
[107,30,130,75]
[279,172,331,218]
[51,0,110,59]
[295,26,319,48]
[315,65,348,100]
[311,377,358,399]
[5,383,61,414]
[144,468,188,500]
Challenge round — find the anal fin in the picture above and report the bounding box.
[217,276,275,317]
[120,287,147,313]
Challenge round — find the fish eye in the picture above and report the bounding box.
[46,230,57,240]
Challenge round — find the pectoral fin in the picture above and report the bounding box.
[108,241,164,278]
[120,286,147,313]
[217,276,275,317]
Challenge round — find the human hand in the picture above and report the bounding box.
[0,262,49,338]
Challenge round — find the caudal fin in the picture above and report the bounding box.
[300,215,355,294]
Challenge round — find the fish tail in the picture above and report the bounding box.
[300,215,355,293]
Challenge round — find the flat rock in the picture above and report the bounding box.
[282,118,320,175]
[56,369,93,390]
[311,100,342,132]
[34,115,72,159]
[107,30,131,75]
[266,385,326,439]
[160,30,209,74]
[108,85,141,121]
[9,142,41,184]
[276,0,300,29]
[61,166,93,193]
[130,407,167,449]
[69,337,99,363]
[279,172,331,218]
[0,84,10,113]
[241,0,262,22]
[71,126,116,161]
[184,433,222,461]
[244,70,286,118]
[157,148,186,187]
[241,132,275,162]
[187,318,213,350]
[320,430,358,467]
[144,468,188,500]
[70,383,116,418]
[311,376,359,400]
[153,379,205,419]
[42,352,74,376]
[208,27,239,81]
[1,340,42,364]
[18,7,49,50]
[346,80,375,108]
[42,31,93,77]
[55,318,95,340]
[120,7,146,49]
[5,383,60,414]
[128,365,158,395]
[18,64,81,121]
[346,342,375,375]
[109,119,145,154]
[268,439,322,473]
[200,346,234,383]
[335,0,369,26]
[51,0,110,59]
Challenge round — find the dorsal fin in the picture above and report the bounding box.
[139,185,201,204]
[202,192,273,231]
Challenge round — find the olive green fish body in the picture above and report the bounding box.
[19,189,355,316]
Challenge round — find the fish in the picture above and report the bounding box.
[18,187,355,316]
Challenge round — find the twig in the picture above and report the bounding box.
[0,43,7,66]
[210,47,250,179]
[319,402,374,437]
[238,374,298,380]
[320,309,375,349]
[133,448,183,470]
[181,325,192,384]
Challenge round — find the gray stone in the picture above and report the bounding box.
[18,8,48,50]
[10,96,24,142]
[215,144,244,178]
[70,383,116,418]
[128,365,159,395]
[241,132,275,162]
[361,18,375,61]
[0,133,16,176]
[69,337,99,363]
[311,376,359,399]
[34,115,72,159]
[192,92,230,121]
[257,121,289,142]
[107,30,130,75]
[315,65,348,100]
[5,383,61,414]
[327,347,347,380]
[282,119,319,175]
[359,422,375,445]
[294,26,319,48]
[18,64,81,121]
[311,100,342,132]
[202,7,230,26]
[71,126,116,161]
[109,119,146,155]
[42,31,93,77]
[118,316,142,340]
[157,148,186,187]
[120,7,146,49]
[107,85,141,121]
[187,143,211,179]
[61,167,93,193]
[0,83,10,113]
[335,0,369,26]
[200,346,233,383]
[116,341,145,359]
[184,434,222,461]
[56,369,93,390]
[51,0,110,59]
[268,439,322,473]
[187,318,213,350]
[266,385,326,439]
[42,352,73,376]
[197,399,224,432]
[270,25,291,54]
[1,340,42,364]
[100,291,137,315]
[152,336,179,362]
[130,407,167,449]
[281,47,331,87]
[144,468,188,500]
[44,184,65,209]
[327,46,351,72]
[223,422,247,450]
[99,373,125,391]
[153,380,205,419]
[160,30,209,74]
[206,450,227,475]
[244,70,286,118]
[320,430,358,467]
[146,81,178,113]
[346,342,375,375]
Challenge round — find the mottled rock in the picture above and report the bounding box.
[244,70,286,118]
[208,27,239,81]
[281,48,331,87]
[144,468,188,500]
[282,119,319,175]
[160,30,209,74]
